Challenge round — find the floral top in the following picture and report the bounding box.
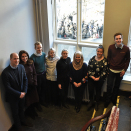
[88,56,108,81]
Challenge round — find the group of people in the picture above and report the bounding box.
[1,33,130,131]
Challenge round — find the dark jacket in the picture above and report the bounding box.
[1,64,28,101]
[56,57,71,85]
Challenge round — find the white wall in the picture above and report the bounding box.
[0,0,37,130]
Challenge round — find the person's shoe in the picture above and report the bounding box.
[62,104,69,109]
[35,103,43,112]
[76,108,80,113]
[87,101,94,111]
[21,121,33,127]
[31,107,38,117]
[104,101,110,108]
[40,101,48,107]
[16,127,24,131]
[74,106,77,110]
[111,99,116,106]
[95,103,98,111]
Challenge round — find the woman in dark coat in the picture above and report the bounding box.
[69,51,87,113]
[19,50,39,119]
[87,45,108,111]
[56,49,71,108]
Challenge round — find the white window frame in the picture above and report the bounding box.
[53,0,105,57]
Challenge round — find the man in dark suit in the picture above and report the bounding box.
[1,53,31,131]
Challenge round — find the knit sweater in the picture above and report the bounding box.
[30,52,46,73]
[46,56,59,81]
[107,44,130,71]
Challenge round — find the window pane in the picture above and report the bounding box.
[56,0,77,40]
[57,44,76,60]
[129,22,131,46]
[82,47,96,63]
[81,0,105,43]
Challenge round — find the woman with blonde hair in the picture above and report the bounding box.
[69,51,87,113]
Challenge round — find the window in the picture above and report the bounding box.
[56,0,77,40]
[82,47,96,63]
[54,0,105,61]
[57,44,76,60]
[81,0,105,43]
[55,0,105,43]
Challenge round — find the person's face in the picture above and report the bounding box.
[75,54,81,63]
[49,50,55,58]
[62,51,68,59]
[97,48,103,58]
[21,53,28,63]
[35,44,42,54]
[10,53,19,67]
[114,35,123,47]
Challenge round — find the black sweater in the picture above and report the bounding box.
[69,62,87,84]
[56,57,71,84]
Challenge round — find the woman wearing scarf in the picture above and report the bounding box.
[46,48,59,106]
[69,51,87,113]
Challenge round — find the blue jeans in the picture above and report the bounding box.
[106,70,123,103]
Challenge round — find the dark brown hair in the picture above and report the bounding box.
[114,33,123,39]
[19,50,33,65]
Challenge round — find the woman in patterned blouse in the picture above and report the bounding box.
[87,45,108,111]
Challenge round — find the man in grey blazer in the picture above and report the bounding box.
[1,53,31,131]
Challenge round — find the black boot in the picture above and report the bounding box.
[95,102,98,111]
[87,101,94,111]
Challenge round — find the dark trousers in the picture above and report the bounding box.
[72,84,85,109]
[46,80,58,105]
[37,72,46,103]
[8,97,25,129]
[59,79,69,106]
[88,77,104,103]
[106,70,123,103]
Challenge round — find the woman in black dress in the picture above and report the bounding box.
[69,51,87,113]
[56,49,71,108]
[87,45,108,111]
[19,50,39,119]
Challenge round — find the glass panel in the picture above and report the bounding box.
[82,47,96,64]
[129,21,131,46]
[56,0,77,40]
[81,0,105,43]
[57,44,76,60]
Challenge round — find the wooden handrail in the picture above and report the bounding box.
[81,108,112,131]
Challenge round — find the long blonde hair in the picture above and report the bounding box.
[72,51,84,70]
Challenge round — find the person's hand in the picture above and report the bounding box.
[73,82,78,87]
[70,77,72,82]
[77,82,82,87]
[120,70,125,77]
[91,76,96,80]
[58,84,62,89]
[20,92,26,99]
[94,77,100,81]
[86,73,88,78]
